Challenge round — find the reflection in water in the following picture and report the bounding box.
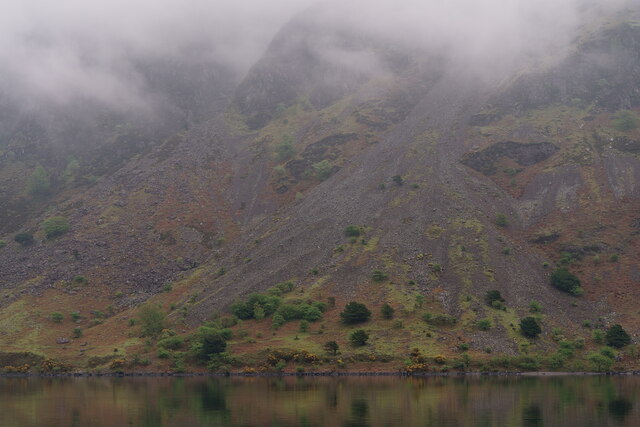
[0,376,637,426]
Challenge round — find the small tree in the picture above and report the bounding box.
[606,324,631,348]
[371,270,388,282]
[340,302,371,324]
[344,225,362,237]
[192,326,228,362]
[14,232,34,246]
[275,134,295,161]
[41,216,70,239]
[495,214,508,227]
[50,312,64,323]
[520,317,541,338]
[485,290,505,306]
[138,304,166,337]
[324,340,339,356]
[26,166,51,196]
[381,303,395,319]
[551,268,582,295]
[349,329,369,346]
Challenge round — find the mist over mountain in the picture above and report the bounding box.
[0,0,639,374]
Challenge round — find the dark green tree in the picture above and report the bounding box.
[550,268,582,295]
[138,304,166,337]
[606,324,631,348]
[26,166,51,196]
[14,232,34,246]
[485,290,505,306]
[340,302,371,324]
[349,329,369,346]
[324,340,339,356]
[520,317,541,338]
[381,303,394,319]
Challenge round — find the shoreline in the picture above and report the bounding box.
[1,370,639,379]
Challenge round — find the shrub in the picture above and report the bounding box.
[275,134,295,161]
[528,300,542,313]
[381,303,394,319]
[371,270,388,282]
[14,232,34,246]
[271,313,285,329]
[41,217,70,239]
[340,302,371,324]
[231,293,281,320]
[592,329,605,344]
[495,214,508,227]
[324,341,339,356]
[485,290,505,306]
[26,166,51,196]
[137,304,166,337]
[550,268,582,295]
[0,240,6,249]
[299,320,309,332]
[588,352,613,372]
[312,160,333,181]
[392,175,404,186]
[476,319,492,331]
[344,225,362,237]
[613,110,639,131]
[158,336,184,350]
[72,328,82,338]
[191,327,228,362]
[422,313,457,326]
[520,317,541,338]
[349,329,369,346]
[606,324,631,348]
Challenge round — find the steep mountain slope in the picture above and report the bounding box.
[1,5,639,372]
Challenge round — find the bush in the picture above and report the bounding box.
[312,160,333,181]
[588,352,613,372]
[349,329,369,346]
[495,214,508,227]
[50,312,64,323]
[14,232,34,246]
[606,324,631,348]
[485,290,505,306]
[72,328,82,338]
[476,319,492,331]
[299,320,309,332]
[371,270,388,282]
[275,135,295,161]
[41,216,70,239]
[344,225,362,237]
[26,166,51,196]
[381,303,394,319]
[324,341,339,356]
[550,268,582,295]
[340,302,371,324]
[137,304,166,337]
[231,293,281,320]
[0,240,6,249]
[520,317,541,338]
[392,175,404,186]
[271,313,285,330]
[191,327,228,362]
[613,110,639,131]
[158,336,184,350]
[528,300,542,313]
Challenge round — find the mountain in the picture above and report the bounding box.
[0,3,639,373]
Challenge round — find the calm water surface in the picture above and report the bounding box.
[0,375,638,426]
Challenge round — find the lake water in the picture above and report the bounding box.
[0,375,638,426]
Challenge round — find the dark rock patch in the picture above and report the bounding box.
[461,141,559,175]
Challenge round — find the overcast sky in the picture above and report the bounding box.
[0,0,632,110]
